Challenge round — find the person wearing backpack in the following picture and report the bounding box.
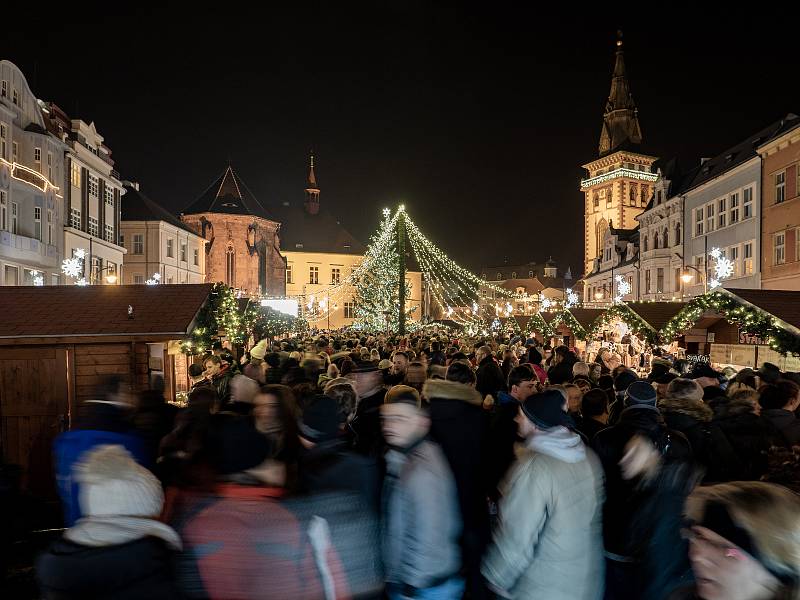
[592,381,693,600]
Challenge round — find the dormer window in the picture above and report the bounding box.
[295,243,304,249]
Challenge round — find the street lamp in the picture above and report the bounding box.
[681,265,706,293]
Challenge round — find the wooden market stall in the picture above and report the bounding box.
[0,283,212,496]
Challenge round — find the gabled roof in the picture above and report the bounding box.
[272,201,365,255]
[724,288,800,332]
[182,166,272,219]
[625,301,686,332]
[682,115,798,194]
[0,284,213,344]
[122,183,201,237]
[567,308,606,330]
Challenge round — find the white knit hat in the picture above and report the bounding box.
[250,339,268,361]
[76,445,163,518]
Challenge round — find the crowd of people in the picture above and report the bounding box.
[35,332,800,599]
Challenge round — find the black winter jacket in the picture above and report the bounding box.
[476,355,506,401]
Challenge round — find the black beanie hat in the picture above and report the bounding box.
[299,395,340,443]
[614,369,639,393]
[527,347,543,365]
[521,390,574,429]
[209,415,272,475]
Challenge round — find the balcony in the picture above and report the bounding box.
[581,167,659,190]
[11,163,51,193]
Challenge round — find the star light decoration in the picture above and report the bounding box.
[614,274,631,304]
[708,247,734,289]
[145,273,162,285]
[565,288,580,309]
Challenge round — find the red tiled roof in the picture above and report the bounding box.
[626,302,687,331]
[0,284,213,341]
[725,288,800,331]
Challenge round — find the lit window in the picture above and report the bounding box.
[309,265,319,284]
[134,274,145,284]
[695,207,704,237]
[0,123,7,160]
[286,264,293,284]
[331,267,341,284]
[104,186,114,206]
[344,302,355,319]
[774,232,785,265]
[34,147,41,163]
[71,163,81,187]
[717,197,726,229]
[11,202,17,234]
[104,224,114,243]
[744,242,753,275]
[166,238,174,258]
[705,202,715,232]
[180,243,187,262]
[193,248,199,266]
[0,191,6,231]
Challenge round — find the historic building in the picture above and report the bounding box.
[0,60,67,285]
[478,259,577,315]
[758,114,800,290]
[180,165,285,296]
[44,103,126,284]
[120,181,206,284]
[279,154,423,328]
[582,37,657,304]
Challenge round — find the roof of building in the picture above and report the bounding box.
[625,301,686,332]
[757,114,800,150]
[0,284,213,343]
[122,183,200,237]
[182,166,273,219]
[272,200,365,255]
[567,308,606,330]
[724,288,800,331]
[682,115,797,194]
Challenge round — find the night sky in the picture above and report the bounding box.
[3,5,799,275]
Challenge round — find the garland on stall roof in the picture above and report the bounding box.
[550,310,588,341]
[527,312,554,338]
[587,303,659,346]
[660,291,800,356]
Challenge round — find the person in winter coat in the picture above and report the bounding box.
[592,381,692,600]
[482,389,605,600]
[547,345,579,385]
[476,345,506,402]
[607,369,639,425]
[525,346,548,384]
[578,388,610,442]
[670,481,800,600]
[758,379,800,446]
[54,375,148,527]
[204,355,233,407]
[706,390,776,482]
[381,385,463,600]
[349,361,387,457]
[659,378,714,470]
[424,365,491,600]
[37,445,181,600]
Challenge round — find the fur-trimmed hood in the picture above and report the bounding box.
[423,378,483,407]
[711,395,757,419]
[658,396,713,423]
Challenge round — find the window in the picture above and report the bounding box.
[166,238,174,258]
[695,207,704,237]
[47,210,53,244]
[331,267,341,284]
[675,268,682,292]
[643,235,648,252]
[695,255,705,281]
[645,270,651,293]
[88,217,99,237]
[88,174,99,197]
[133,234,144,255]
[106,262,117,278]
[0,80,6,97]
[104,224,114,243]
[12,89,19,106]
[675,222,681,246]
[47,151,52,181]
[70,208,81,229]
[90,257,101,283]
[34,147,41,165]
[717,197,727,229]
[0,191,5,230]
[344,302,355,319]
[705,203,715,232]
[226,245,235,285]
[641,185,649,203]
[12,141,18,162]
[729,245,740,277]
[0,123,6,159]
[167,277,174,284]
[743,186,754,218]
[593,194,599,208]
[629,183,637,204]
[744,242,754,275]
[729,192,740,224]
[776,171,786,204]
[134,274,145,284]
[4,265,18,286]
[193,248,199,266]
[654,232,660,250]
[71,163,81,187]
[497,272,503,280]
[104,186,114,206]
[120,234,124,247]
[34,206,41,240]
[10,202,17,234]
[309,265,319,284]
[180,243,187,262]
[656,268,664,293]
[528,270,533,277]
[774,232,785,265]
[286,264,293,284]
[656,190,662,204]
[511,271,517,278]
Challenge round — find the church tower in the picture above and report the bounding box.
[304,151,320,215]
[582,32,658,276]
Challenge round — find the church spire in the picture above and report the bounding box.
[304,150,320,215]
[598,31,642,156]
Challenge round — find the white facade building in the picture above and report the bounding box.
[0,60,67,285]
[121,182,206,284]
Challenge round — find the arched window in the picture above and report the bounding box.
[226,244,235,286]
[496,272,503,280]
[675,223,681,246]
[643,235,649,252]
[654,232,660,249]
[596,218,609,258]
[511,271,517,278]
[663,228,669,248]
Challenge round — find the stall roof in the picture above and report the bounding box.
[625,302,687,332]
[567,308,606,330]
[540,311,558,324]
[0,284,214,344]
[724,288,800,332]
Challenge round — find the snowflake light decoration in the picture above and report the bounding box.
[75,278,88,286]
[709,247,734,290]
[614,274,631,303]
[74,248,86,260]
[472,302,479,313]
[540,295,553,311]
[145,272,162,285]
[61,257,83,278]
[565,288,580,309]
[30,270,44,287]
